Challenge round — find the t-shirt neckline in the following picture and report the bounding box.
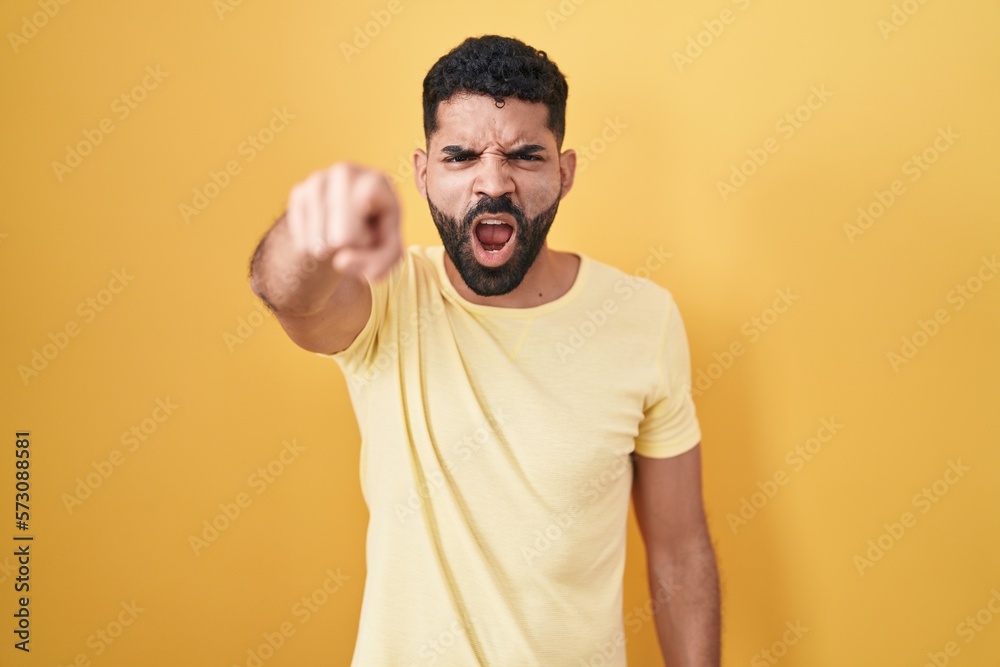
[431,245,589,318]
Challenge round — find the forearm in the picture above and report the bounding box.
[648,533,721,667]
[249,212,345,316]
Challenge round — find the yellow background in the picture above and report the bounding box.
[2,0,998,665]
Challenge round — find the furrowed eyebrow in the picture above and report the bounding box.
[440,144,547,157]
[441,145,476,158]
[508,144,546,155]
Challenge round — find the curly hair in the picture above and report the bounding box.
[422,35,569,150]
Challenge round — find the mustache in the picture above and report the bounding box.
[463,195,525,227]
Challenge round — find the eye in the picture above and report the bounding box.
[445,155,474,163]
[515,154,541,161]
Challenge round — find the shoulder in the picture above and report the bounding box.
[401,243,440,271]
[578,250,679,315]
[371,243,436,289]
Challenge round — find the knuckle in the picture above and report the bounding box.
[327,216,350,249]
[330,161,359,184]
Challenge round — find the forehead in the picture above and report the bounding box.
[432,94,552,148]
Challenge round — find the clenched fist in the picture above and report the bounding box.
[285,161,404,284]
[249,161,406,352]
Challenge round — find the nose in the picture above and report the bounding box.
[473,150,515,200]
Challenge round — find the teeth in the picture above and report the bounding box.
[480,219,505,225]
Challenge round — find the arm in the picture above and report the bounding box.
[248,162,403,354]
[249,209,372,354]
[631,443,721,667]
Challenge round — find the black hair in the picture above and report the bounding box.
[422,35,569,150]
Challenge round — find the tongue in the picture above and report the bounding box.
[475,223,513,249]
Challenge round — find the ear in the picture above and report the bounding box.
[558,148,576,199]
[413,148,428,199]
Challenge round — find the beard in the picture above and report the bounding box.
[427,186,562,297]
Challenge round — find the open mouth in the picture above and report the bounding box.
[473,216,515,252]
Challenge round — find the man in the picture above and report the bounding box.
[249,34,720,666]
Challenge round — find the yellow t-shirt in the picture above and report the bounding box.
[319,244,701,666]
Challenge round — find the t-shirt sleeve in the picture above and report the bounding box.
[313,250,408,377]
[634,293,702,458]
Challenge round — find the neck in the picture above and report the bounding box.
[443,244,576,309]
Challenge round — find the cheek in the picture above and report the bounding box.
[427,176,468,216]
[524,180,561,214]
